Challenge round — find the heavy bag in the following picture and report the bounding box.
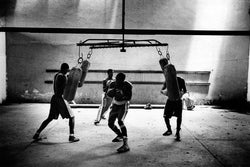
[78,60,90,87]
[63,67,82,101]
[159,58,181,101]
[159,57,169,70]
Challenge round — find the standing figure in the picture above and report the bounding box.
[107,73,132,153]
[161,76,187,141]
[94,69,114,125]
[33,63,79,142]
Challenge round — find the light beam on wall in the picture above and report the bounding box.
[186,0,233,99]
[109,0,119,29]
[186,0,233,71]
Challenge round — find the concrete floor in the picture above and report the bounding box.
[0,103,250,167]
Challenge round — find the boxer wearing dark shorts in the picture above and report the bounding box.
[107,73,132,153]
[33,63,79,142]
[161,77,187,141]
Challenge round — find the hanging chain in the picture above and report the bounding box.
[165,45,170,61]
[87,48,93,59]
[156,45,172,63]
[77,46,84,64]
[77,47,93,64]
[156,46,163,57]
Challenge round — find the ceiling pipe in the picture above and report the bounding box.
[120,0,126,52]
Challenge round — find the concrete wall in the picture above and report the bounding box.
[3,0,250,104]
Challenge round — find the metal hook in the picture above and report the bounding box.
[77,57,83,64]
[87,49,93,59]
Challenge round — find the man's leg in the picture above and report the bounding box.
[175,100,183,141]
[94,93,106,124]
[118,120,127,138]
[117,120,129,153]
[117,103,130,153]
[163,116,172,136]
[68,116,80,142]
[176,116,182,131]
[108,105,123,142]
[95,95,112,125]
[62,99,79,142]
[33,117,53,140]
[175,116,182,141]
[163,100,173,136]
[100,96,112,119]
[33,95,58,140]
[94,106,103,125]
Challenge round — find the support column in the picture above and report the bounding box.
[246,8,250,102]
[0,32,6,104]
[248,42,250,102]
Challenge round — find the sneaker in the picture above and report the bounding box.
[33,133,40,140]
[94,121,100,125]
[175,132,181,141]
[187,105,195,110]
[101,116,106,120]
[162,130,172,136]
[112,136,123,142]
[117,144,130,153]
[69,136,80,142]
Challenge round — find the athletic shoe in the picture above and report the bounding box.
[94,121,100,125]
[162,130,172,136]
[69,136,80,142]
[117,144,130,153]
[101,116,106,120]
[187,105,195,110]
[112,136,123,142]
[33,133,40,140]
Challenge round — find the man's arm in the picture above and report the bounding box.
[102,79,108,92]
[161,82,166,90]
[182,79,187,93]
[122,82,132,101]
[179,77,187,94]
[114,81,132,101]
[160,82,168,95]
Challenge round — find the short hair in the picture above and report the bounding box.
[116,73,125,82]
[60,63,69,71]
[107,69,113,73]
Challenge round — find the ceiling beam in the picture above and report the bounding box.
[0,27,249,36]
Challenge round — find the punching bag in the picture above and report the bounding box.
[159,57,169,70]
[78,59,90,87]
[159,57,181,101]
[63,67,82,101]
